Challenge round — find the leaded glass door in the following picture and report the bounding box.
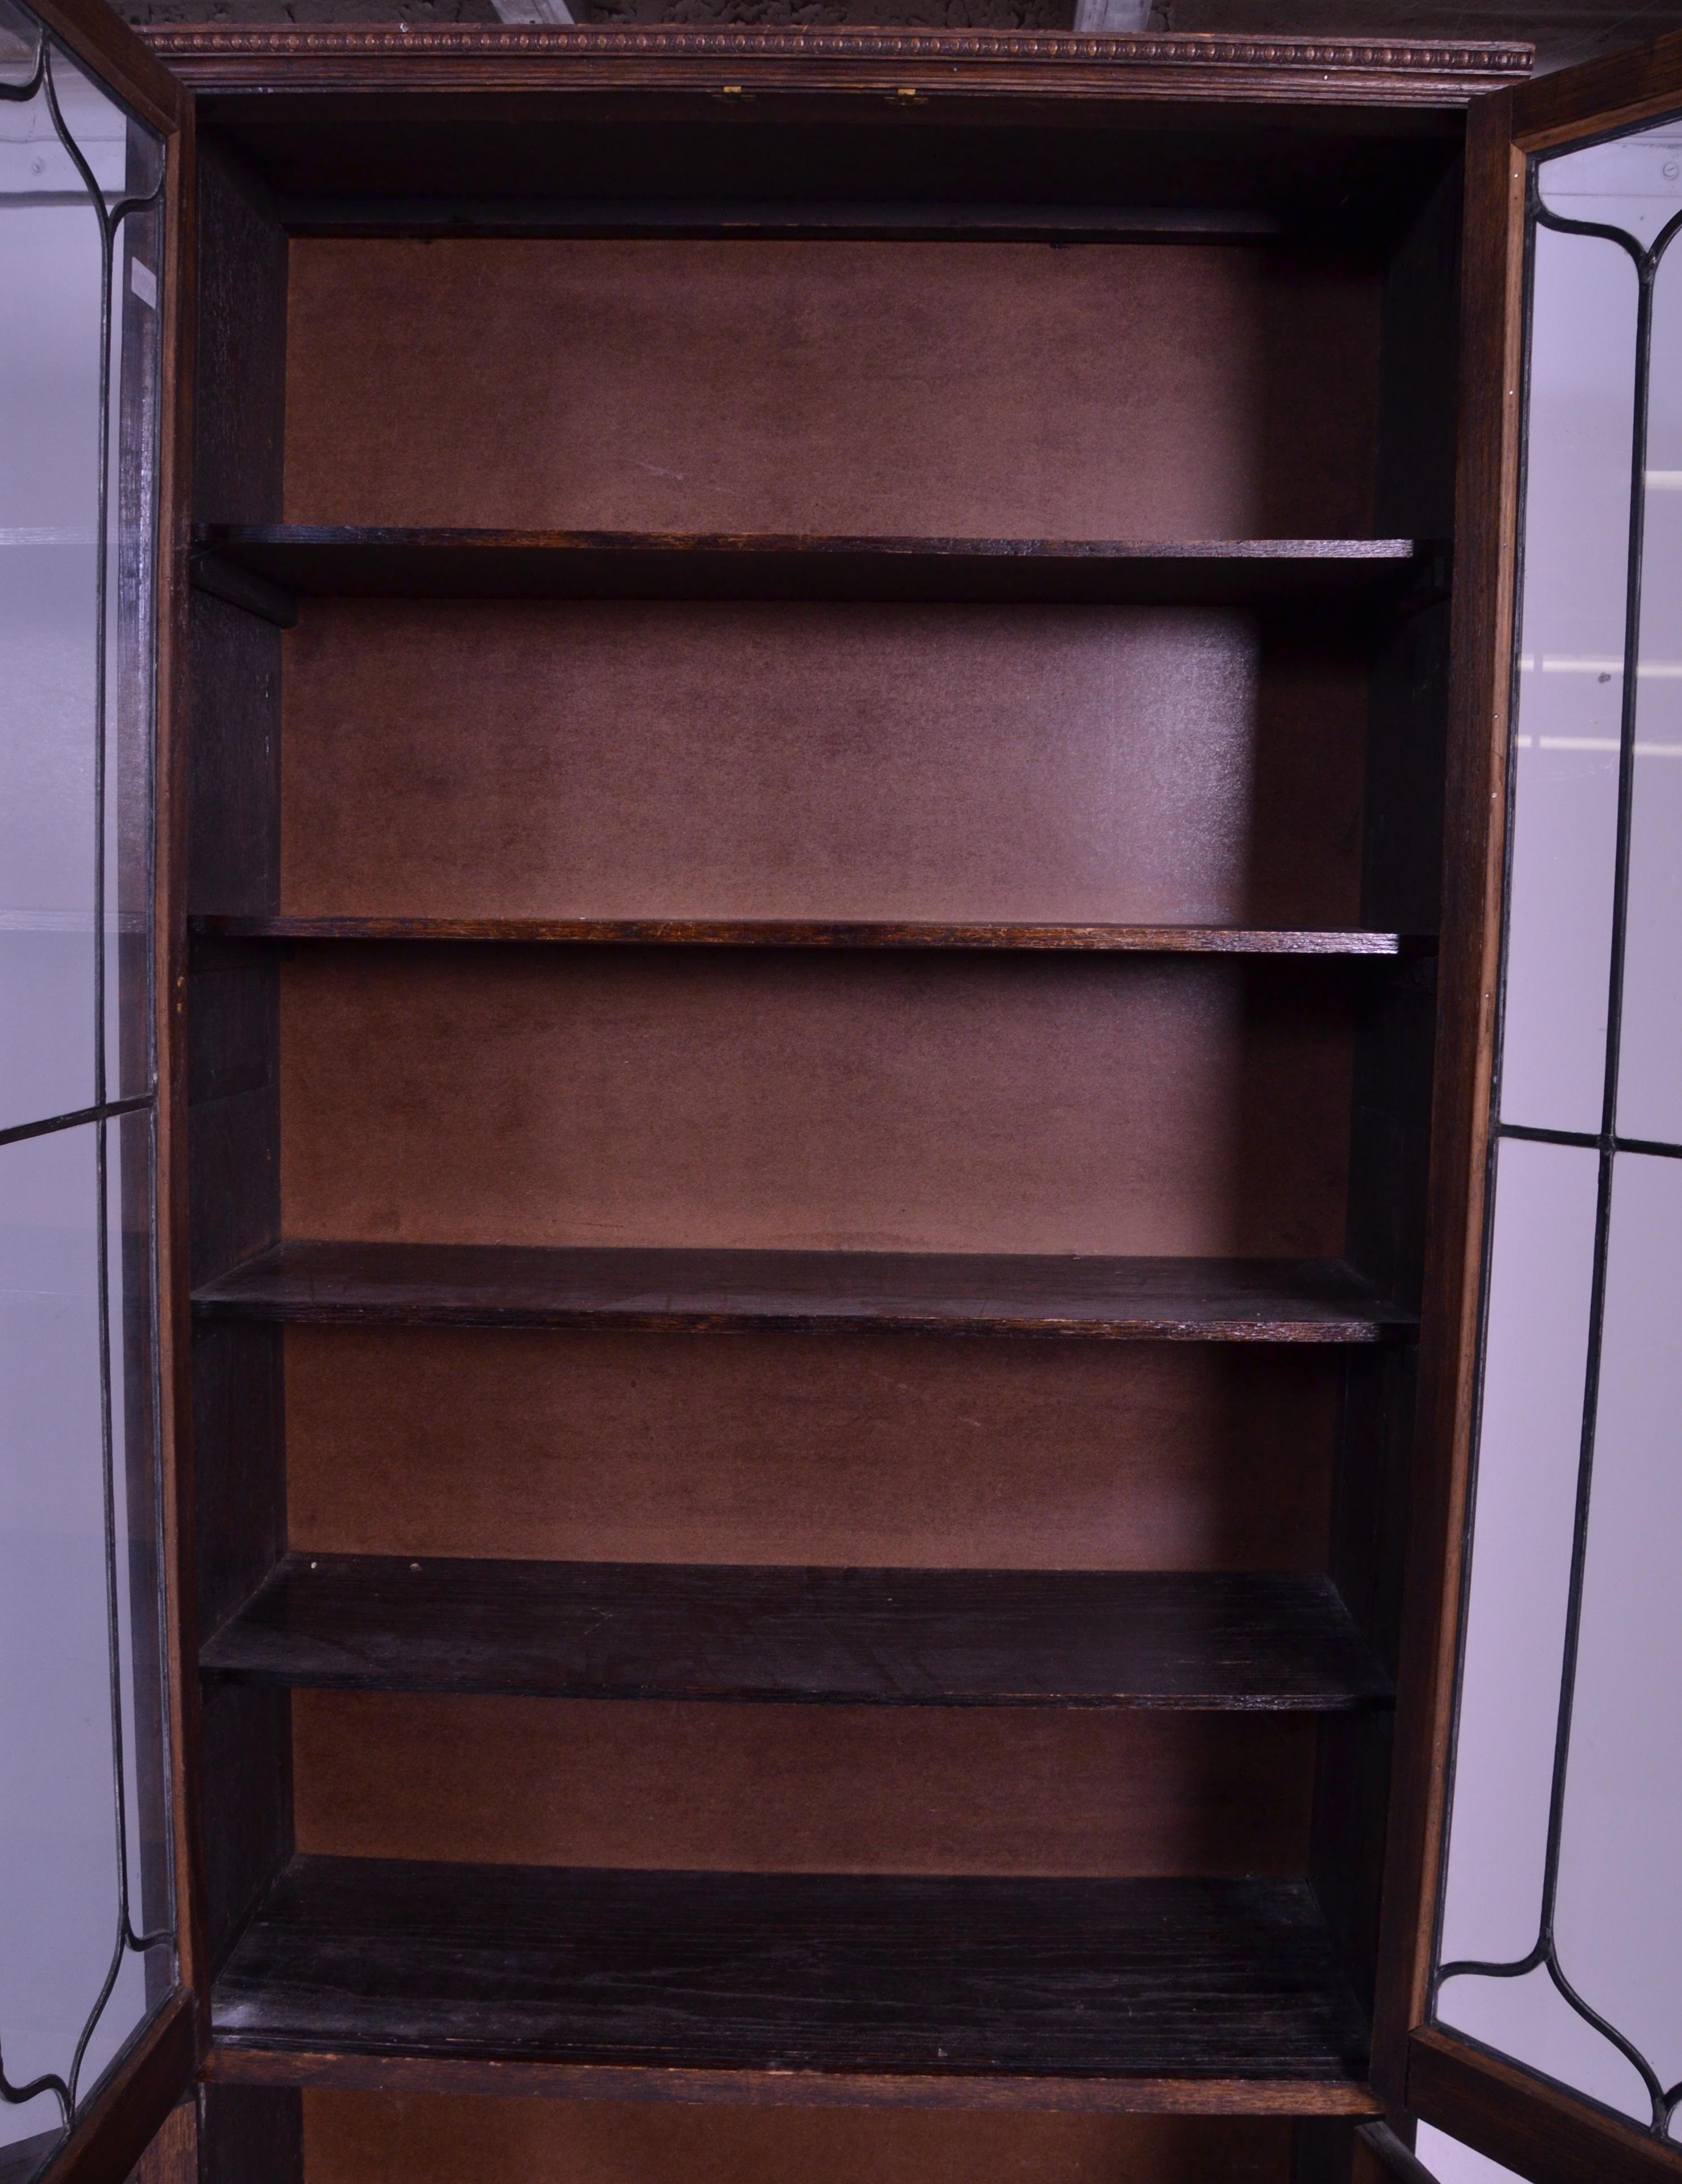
[1,1,188,2179]
[1394,38,1682,2184]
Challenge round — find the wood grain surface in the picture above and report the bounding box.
[139,25,1532,106]
[203,1556,1391,1709]
[212,2042,1381,2115]
[277,202,1293,243]
[196,2091,298,2184]
[29,0,182,136]
[1512,22,1682,148]
[195,529,1424,606]
[29,1997,195,2184]
[119,2102,194,2184]
[183,135,295,2003]
[195,1242,1411,1340]
[198,918,1404,954]
[300,2088,1294,2184]
[1408,2027,1682,2184]
[1369,93,1526,2098]
[212,1858,1372,2085]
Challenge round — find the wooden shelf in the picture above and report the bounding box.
[192,1243,1414,1342]
[191,525,1432,616]
[201,1556,1392,1710]
[191,914,1412,956]
[208,1856,1377,2110]
[280,199,1286,245]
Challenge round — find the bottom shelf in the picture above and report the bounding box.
[209,1858,1376,2113]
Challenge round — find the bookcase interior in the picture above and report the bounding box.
[184,83,1465,2184]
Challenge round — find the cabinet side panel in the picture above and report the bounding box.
[1314,148,1468,2041]
[187,137,291,1992]
[125,2098,195,2184]
[199,2085,300,2184]
[193,141,285,529]
[198,1680,292,1977]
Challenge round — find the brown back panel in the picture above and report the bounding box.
[291,1693,1316,1878]
[282,240,1380,538]
[285,1330,1336,1571]
[278,602,1367,929]
[278,949,1355,1256]
[302,2089,1294,2184]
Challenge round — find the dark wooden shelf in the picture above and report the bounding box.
[191,525,1432,615]
[191,1243,1414,1342]
[191,914,1412,956]
[201,1556,1392,1711]
[281,199,1287,245]
[209,1856,1376,2110]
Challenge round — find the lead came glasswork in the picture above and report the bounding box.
[1436,1138,1597,1975]
[0,3,172,2178]
[1615,231,1682,1146]
[1497,225,1631,1136]
[102,138,161,1112]
[0,1,104,1137]
[1434,117,1682,2149]
[0,1129,164,2161]
[1552,1157,1682,2114]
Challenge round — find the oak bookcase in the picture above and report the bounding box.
[130,23,1544,2184]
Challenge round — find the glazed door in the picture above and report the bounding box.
[1383,31,1682,2184]
[0,2,192,2181]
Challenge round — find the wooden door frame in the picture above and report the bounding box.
[24,0,181,134]
[1375,28,1682,2184]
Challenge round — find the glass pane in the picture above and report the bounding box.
[1499,222,1634,1136]
[1550,1154,1682,2129]
[1616,237,1682,1146]
[0,1128,160,2175]
[1541,121,1682,247]
[0,31,105,1134]
[1415,2125,1527,2183]
[104,172,161,1106]
[0,0,41,91]
[109,1107,170,1954]
[1435,112,1682,2160]
[1437,1137,1598,1972]
[0,33,162,1137]
[1438,1960,1653,2130]
[0,14,171,2176]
